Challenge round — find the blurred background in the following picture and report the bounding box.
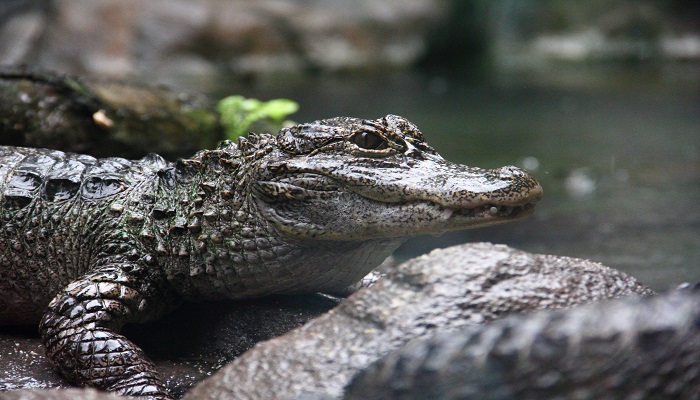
[1,0,698,290]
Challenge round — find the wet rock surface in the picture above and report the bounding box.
[0,326,63,392]
[0,388,127,400]
[345,287,700,400]
[183,242,652,400]
[0,295,338,398]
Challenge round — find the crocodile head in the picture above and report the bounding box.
[249,115,542,241]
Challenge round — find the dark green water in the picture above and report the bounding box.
[231,65,700,290]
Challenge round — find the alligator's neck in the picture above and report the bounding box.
[148,146,397,300]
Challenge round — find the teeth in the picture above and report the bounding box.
[441,208,454,220]
[442,204,527,218]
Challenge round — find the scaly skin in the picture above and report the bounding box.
[0,115,542,398]
[344,288,699,400]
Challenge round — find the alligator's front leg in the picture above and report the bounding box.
[39,263,179,399]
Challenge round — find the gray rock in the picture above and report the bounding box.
[183,242,652,400]
[0,0,447,86]
[345,288,700,400]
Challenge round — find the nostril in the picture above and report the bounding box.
[495,165,528,179]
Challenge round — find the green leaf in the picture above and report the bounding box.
[217,95,299,140]
[258,99,299,121]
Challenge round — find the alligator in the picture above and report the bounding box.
[0,114,542,399]
[343,286,699,400]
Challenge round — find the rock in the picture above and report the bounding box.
[488,2,700,70]
[0,326,64,392]
[0,388,127,400]
[345,287,700,400]
[183,243,652,400]
[0,295,338,398]
[0,0,447,86]
[0,67,222,159]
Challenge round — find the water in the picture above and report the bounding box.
[225,65,700,291]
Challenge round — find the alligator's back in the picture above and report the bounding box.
[0,146,168,324]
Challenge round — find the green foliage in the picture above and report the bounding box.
[217,95,299,140]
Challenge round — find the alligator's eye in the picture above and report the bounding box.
[352,131,387,150]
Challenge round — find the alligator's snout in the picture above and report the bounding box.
[490,165,543,203]
[383,161,542,211]
[425,163,542,226]
[494,165,531,179]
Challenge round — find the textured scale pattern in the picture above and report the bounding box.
[0,115,543,399]
[0,147,167,322]
[345,289,700,400]
[40,267,168,397]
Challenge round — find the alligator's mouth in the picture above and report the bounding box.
[255,165,542,239]
[437,202,536,221]
[350,177,542,229]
